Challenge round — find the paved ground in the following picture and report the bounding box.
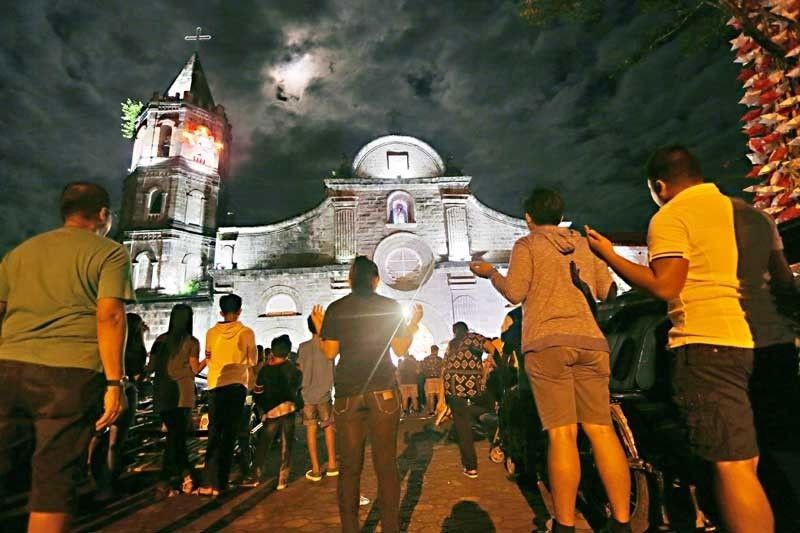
[87,415,577,532]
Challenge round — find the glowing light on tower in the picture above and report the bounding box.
[181,124,224,169]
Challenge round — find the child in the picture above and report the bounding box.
[245,335,302,489]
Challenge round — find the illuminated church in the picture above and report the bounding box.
[121,54,645,354]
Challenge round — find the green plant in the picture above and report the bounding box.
[180,279,201,296]
[120,98,144,140]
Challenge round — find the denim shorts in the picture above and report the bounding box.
[0,360,104,512]
[302,400,334,427]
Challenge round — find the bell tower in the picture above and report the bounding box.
[120,52,231,297]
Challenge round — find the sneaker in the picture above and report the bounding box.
[359,495,370,506]
[306,469,323,482]
[239,468,263,487]
[463,468,478,479]
[239,475,262,487]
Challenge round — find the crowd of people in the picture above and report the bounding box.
[0,143,798,533]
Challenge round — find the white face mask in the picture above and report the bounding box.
[647,180,665,207]
[96,209,113,237]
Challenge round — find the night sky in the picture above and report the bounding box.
[0,1,750,255]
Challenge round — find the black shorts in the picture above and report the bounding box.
[0,360,104,513]
[671,344,758,462]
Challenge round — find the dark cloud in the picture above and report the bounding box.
[0,0,748,255]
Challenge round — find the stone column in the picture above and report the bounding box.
[443,194,470,261]
[332,196,359,263]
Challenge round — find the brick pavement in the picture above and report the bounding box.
[95,416,596,532]
[225,422,548,532]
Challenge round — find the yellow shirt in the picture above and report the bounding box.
[205,321,257,389]
[647,183,793,349]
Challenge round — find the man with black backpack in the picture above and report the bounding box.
[471,188,631,533]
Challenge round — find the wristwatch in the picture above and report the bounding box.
[106,378,126,387]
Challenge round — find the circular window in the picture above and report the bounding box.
[373,233,435,292]
[385,248,422,284]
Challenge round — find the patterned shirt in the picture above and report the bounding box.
[420,354,444,379]
[444,332,489,399]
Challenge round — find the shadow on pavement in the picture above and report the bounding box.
[363,422,444,532]
[441,500,496,532]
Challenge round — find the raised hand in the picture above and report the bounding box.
[584,225,614,259]
[311,304,325,334]
[469,261,494,279]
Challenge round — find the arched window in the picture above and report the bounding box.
[264,294,299,317]
[148,189,165,215]
[179,253,203,294]
[185,190,205,226]
[387,191,415,224]
[453,295,478,324]
[157,125,172,158]
[133,252,154,290]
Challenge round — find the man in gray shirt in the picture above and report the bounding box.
[471,188,630,533]
[0,183,135,532]
[297,315,338,481]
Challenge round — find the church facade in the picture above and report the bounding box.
[120,54,645,356]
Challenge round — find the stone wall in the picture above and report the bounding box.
[215,202,336,270]
[467,198,528,262]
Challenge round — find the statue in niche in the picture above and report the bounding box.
[392,201,409,224]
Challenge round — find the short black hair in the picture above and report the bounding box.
[453,322,468,335]
[219,293,242,314]
[350,256,380,295]
[430,345,439,353]
[523,188,564,226]
[307,315,317,335]
[646,145,703,185]
[271,334,292,357]
[60,182,110,220]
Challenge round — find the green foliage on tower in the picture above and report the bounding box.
[120,98,144,140]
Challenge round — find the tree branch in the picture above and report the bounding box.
[714,0,795,66]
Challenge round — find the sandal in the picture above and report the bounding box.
[306,469,323,482]
[194,486,220,497]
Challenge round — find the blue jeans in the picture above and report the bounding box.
[334,388,401,533]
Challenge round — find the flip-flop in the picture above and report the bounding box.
[306,469,323,482]
[194,486,220,497]
[326,468,339,477]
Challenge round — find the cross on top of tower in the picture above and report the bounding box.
[184,26,212,51]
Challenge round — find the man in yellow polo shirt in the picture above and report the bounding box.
[586,146,798,533]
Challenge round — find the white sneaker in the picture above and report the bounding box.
[359,495,370,506]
